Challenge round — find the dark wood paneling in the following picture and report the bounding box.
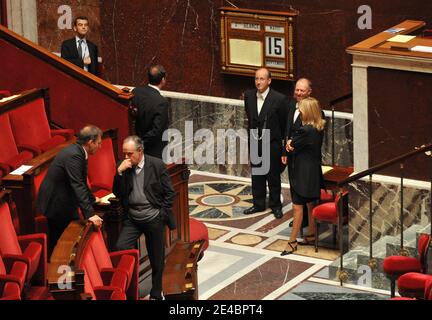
[0,0,7,26]
[368,67,432,180]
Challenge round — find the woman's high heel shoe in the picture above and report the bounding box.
[281,240,298,256]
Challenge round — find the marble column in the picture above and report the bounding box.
[352,61,369,172]
[6,0,38,43]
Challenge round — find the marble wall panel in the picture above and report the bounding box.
[348,179,431,250]
[322,116,353,167]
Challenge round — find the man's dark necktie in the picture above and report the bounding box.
[77,39,83,59]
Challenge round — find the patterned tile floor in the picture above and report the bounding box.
[191,171,392,300]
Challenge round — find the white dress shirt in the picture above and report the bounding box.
[135,156,145,175]
[81,145,88,160]
[256,87,270,115]
[293,102,300,123]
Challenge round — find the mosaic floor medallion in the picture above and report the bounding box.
[188,181,269,221]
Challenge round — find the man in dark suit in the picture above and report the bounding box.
[285,78,313,144]
[113,135,176,300]
[132,64,169,159]
[243,68,289,219]
[36,125,104,252]
[282,78,322,229]
[61,16,99,75]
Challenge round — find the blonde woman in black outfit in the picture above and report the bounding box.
[281,97,326,255]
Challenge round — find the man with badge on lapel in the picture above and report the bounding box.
[243,68,289,219]
[61,16,99,75]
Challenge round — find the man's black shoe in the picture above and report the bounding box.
[243,206,265,215]
[272,208,283,219]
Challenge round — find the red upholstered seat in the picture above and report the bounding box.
[86,230,139,300]
[312,191,348,252]
[88,137,116,195]
[312,202,337,223]
[383,257,422,274]
[8,98,74,155]
[0,198,47,286]
[0,254,28,300]
[190,218,209,254]
[32,167,49,234]
[0,282,21,300]
[390,274,432,300]
[319,189,334,203]
[383,233,431,297]
[79,244,128,300]
[397,272,432,298]
[0,114,34,176]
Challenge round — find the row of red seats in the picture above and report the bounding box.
[0,191,47,300]
[77,228,139,300]
[384,233,431,298]
[0,188,140,300]
[0,93,74,177]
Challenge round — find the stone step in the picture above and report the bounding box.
[326,223,431,292]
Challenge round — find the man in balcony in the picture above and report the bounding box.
[61,16,99,75]
[132,64,169,160]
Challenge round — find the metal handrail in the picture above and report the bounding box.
[335,143,432,282]
[337,144,432,187]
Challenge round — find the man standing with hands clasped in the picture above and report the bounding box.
[61,16,99,75]
[243,68,289,219]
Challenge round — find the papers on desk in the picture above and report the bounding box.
[387,35,415,43]
[9,165,33,175]
[411,45,432,53]
[0,94,21,103]
[321,166,333,175]
[99,193,115,204]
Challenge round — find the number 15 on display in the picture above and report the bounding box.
[265,36,285,58]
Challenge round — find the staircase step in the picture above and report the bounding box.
[385,242,417,257]
[326,223,431,292]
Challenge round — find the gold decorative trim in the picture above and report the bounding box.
[288,22,294,74]
[368,258,378,271]
[186,263,193,268]
[220,16,226,64]
[337,269,349,283]
[185,283,193,289]
[399,248,409,256]
[226,12,291,22]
